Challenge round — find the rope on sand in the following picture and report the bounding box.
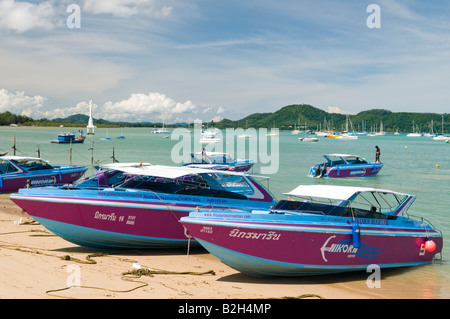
[281,294,326,299]
[46,280,149,299]
[122,268,216,277]
[46,267,216,298]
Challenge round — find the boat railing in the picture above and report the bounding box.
[407,213,443,235]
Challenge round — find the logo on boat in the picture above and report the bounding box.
[229,228,281,241]
[30,176,57,186]
[320,236,384,262]
[349,169,365,176]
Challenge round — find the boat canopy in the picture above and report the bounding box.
[284,185,413,215]
[285,185,407,201]
[100,163,246,179]
[0,156,50,163]
[323,154,366,162]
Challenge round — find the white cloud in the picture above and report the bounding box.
[0,88,225,123]
[327,106,345,114]
[0,0,55,33]
[99,92,197,122]
[82,0,172,18]
[0,89,47,116]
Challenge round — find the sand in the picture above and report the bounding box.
[0,193,391,300]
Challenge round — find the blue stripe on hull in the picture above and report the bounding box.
[196,239,430,278]
[34,217,197,250]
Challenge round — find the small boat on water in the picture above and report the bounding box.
[151,128,171,134]
[10,163,276,249]
[0,156,87,193]
[182,152,255,172]
[180,185,443,277]
[50,131,86,144]
[309,154,382,178]
[298,137,319,142]
[199,128,221,144]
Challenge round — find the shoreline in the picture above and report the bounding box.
[0,194,441,299]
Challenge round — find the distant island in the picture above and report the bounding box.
[0,104,448,133]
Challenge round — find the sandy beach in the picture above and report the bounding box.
[0,193,432,300]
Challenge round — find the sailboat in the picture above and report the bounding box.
[336,116,358,140]
[407,120,422,137]
[100,129,111,141]
[433,115,450,141]
[151,119,171,134]
[375,121,386,135]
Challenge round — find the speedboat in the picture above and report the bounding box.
[10,163,276,249]
[309,154,382,178]
[180,185,443,277]
[336,133,358,140]
[432,135,450,141]
[50,131,86,144]
[182,152,255,172]
[298,137,319,142]
[0,156,87,193]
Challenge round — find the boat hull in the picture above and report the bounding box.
[180,211,443,277]
[50,138,85,144]
[184,162,254,172]
[326,164,383,178]
[10,187,275,249]
[0,167,87,193]
[310,163,383,178]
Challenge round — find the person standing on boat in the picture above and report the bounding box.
[375,146,381,163]
[202,148,206,163]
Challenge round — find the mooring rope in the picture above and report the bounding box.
[122,268,216,277]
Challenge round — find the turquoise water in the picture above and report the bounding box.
[1,126,449,298]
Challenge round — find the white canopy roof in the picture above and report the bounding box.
[285,185,406,201]
[324,154,363,159]
[100,163,244,179]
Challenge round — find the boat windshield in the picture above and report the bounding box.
[272,199,398,220]
[116,173,249,199]
[349,191,408,214]
[346,157,368,164]
[326,155,368,166]
[191,152,234,164]
[274,191,409,218]
[0,159,19,174]
[13,159,54,171]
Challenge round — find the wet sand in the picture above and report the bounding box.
[0,194,438,300]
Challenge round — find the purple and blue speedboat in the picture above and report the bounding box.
[180,185,443,277]
[10,164,276,249]
[0,156,87,193]
[309,154,383,178]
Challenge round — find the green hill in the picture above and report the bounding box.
[214,104,449,133]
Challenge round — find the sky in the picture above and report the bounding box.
[0,0,449,123]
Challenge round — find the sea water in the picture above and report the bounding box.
[1,126,449,298]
